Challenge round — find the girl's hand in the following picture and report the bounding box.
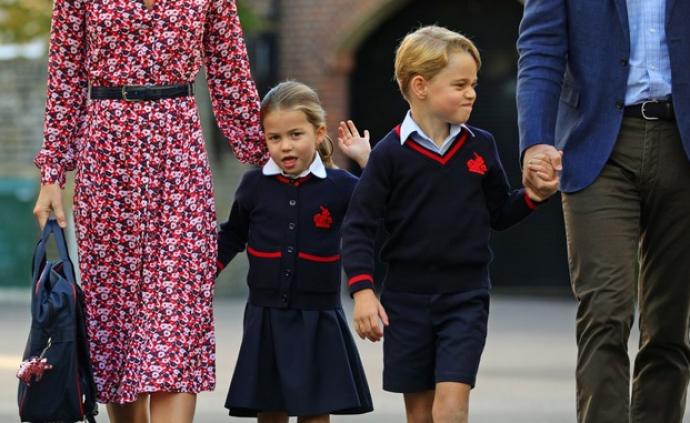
[352,289,389,342]
[33,183,67,229]
[337,120,371,169]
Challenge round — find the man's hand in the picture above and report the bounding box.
[352,289,389,342]
[522,144,562,201]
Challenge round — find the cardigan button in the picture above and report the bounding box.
[284,269,293,277]
[288,222,296,230]
[287,246,295,253]
[289,200,296,206]
[281,294,288,303]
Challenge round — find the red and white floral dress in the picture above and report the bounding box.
[34,0,267,404]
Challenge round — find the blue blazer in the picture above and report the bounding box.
[516,0,690,193]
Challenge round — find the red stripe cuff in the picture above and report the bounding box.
[348,274,374,286]
[216,259,226,271]
[523,191,538,210]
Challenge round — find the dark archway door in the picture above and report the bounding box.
[349,0,570,290]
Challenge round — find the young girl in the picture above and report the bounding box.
[216,81,374,422]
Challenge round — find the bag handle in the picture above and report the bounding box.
[31,219,76,284]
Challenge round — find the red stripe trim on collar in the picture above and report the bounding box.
[275,174,313,186]
[402,131,469,165]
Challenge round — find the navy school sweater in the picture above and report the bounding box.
[342,125,542,295]
[217,168,358,309]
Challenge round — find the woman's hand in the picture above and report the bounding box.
[33,183,67,229]
[352,288,389,342]
[337,120,371,169]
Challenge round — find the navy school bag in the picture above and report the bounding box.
[17,219,98,422]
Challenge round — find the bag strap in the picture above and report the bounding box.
[32,219,76,284]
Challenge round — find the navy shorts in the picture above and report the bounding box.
[381,288,490,393]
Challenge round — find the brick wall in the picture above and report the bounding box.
[277,0,402,164]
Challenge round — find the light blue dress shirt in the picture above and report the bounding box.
[399,111,474,155]
[625,0,673,105]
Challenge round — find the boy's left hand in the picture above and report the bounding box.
[337,120,371,168]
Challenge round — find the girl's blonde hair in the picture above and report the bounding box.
[260,81,335,168]
[394,25,481,101]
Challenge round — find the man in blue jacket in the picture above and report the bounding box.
[517,1,690,422]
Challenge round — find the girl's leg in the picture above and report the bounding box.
[257,411,289,423]
[149,392,196,423]
[297,414,329,423]
[432,382,470,423]
[107,394,150,423]
[403,390,434,423]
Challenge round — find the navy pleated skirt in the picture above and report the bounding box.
[225,302,374,417]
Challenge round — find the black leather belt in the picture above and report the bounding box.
[89,83,194,101]
[624,99,675,121]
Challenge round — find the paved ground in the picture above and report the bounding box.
[1,294,688,422]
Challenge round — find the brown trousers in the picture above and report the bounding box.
[562,117,690,423]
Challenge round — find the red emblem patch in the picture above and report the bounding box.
[313,206,333,229]
[467,152,488,175]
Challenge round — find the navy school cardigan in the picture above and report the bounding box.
[217,168,358,310]
[342,125,544,296]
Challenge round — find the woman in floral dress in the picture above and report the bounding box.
[32,0,266,420]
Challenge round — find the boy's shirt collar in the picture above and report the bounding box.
[262,153,327,179]
[399,110,475,153]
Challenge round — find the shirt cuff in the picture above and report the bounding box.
[38,165,66,188]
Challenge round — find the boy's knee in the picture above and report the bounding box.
[404,392,434,423]
[406,409,433,423]
[431,401,468,423]
[432,383,470,423]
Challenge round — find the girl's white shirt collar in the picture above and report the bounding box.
[262,154,327,179]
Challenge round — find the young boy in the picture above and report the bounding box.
[342,26,559,423]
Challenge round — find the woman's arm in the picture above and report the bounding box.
[202,0,268,165]
[33,0,89,227]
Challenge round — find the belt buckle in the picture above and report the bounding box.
[640,100,659,121]
[122,86,142,102]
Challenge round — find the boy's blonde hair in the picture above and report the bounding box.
[260,81,335,168]
[394,25,481,101]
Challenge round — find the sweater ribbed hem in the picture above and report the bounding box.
[383,264,490,293]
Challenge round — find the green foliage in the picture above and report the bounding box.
[0,0,261,44]
[237,0,264,32]
[0,0,52,44]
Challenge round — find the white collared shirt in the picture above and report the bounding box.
[262,153,327,179]
[399,110,475,155]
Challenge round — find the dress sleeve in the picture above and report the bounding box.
[203,0,268,165]
[34,0,89,188]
